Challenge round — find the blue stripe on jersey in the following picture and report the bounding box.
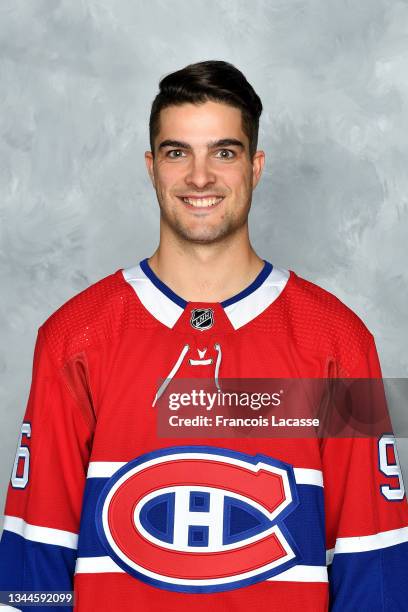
[78,477,107,557]
[77,479,326,566]
[221,261,273,307]
[0,529,75,611]
[139,258,188,308]
[329,541,408,610]
[139,258,273,310]
[286,485,326,566]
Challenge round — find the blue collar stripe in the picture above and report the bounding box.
[221,261,273,307]
[139,258,273,309]
[139,259,188,309]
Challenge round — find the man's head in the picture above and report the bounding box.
[145,60,265,245]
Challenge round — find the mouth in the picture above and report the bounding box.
[177,195,225,208]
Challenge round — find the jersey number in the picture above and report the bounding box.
[11,421,31,489]
[378,433,405,501]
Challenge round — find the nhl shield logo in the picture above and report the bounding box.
[190,308,214,331]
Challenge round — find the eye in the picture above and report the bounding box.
[166,149,186,158]
[215,149,235,159]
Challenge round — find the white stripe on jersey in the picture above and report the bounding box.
[326,525,408,564]
[87,461,126,477]
[267,564,328,582]
[293,467,323,487]
[75,556,328,582]
[75,556,124,574]
[3,515,78,550]
[87,460,324,487]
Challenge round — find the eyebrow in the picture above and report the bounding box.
[158,138,245,151]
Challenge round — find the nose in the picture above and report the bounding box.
[184,155,216,189]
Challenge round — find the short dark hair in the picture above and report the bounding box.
[149,60,263,160]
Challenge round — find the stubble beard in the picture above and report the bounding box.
[158,194,251,245]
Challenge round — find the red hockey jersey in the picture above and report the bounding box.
[1,259,407,611]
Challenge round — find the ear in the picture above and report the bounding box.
[145,151,155,187]
[252,150,265,189]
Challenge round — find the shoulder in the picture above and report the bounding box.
[262,268,375,375]
[288,270,370,331]
[39,268,155,366]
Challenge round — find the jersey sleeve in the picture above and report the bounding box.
[324,334,408,610]
[0,326,94,611]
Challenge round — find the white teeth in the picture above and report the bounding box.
[182,197,223,207]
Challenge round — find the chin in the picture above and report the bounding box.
[176,225,236,244]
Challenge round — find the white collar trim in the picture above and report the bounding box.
[223,266,290,329]
[122,263,290,330]
[122,265,183,328]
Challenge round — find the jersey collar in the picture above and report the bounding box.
[122,258,289,330]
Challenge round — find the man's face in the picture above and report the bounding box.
[145,100,264,244]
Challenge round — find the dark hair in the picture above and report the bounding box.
[149,60,263,160]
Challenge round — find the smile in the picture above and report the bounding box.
[178,196,224,208]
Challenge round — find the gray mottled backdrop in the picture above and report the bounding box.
[1,0,407,533]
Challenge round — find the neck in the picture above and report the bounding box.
[148,226,264,303]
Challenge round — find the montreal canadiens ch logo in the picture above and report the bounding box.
[95,446,300,593]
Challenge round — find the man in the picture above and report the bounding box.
[0,60,407,611]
